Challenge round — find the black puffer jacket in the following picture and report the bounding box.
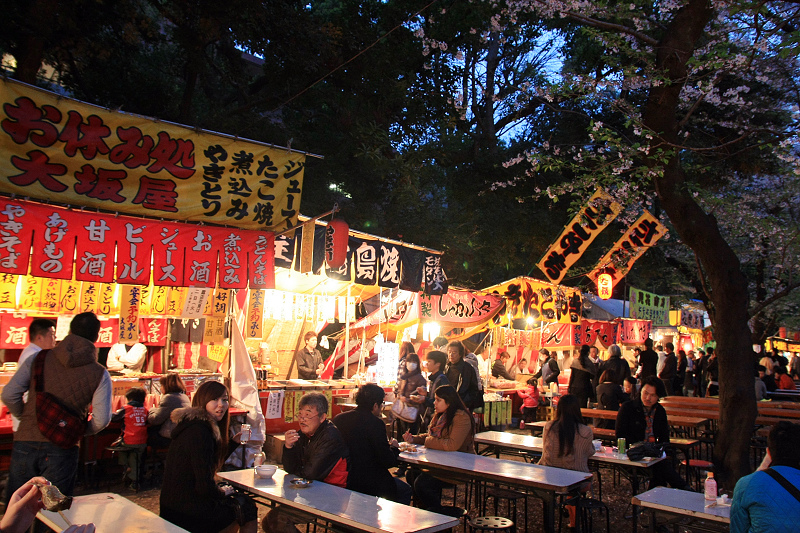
[160,407,235,533]
[282,419,349,483]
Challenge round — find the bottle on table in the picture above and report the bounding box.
[704,471,717,500]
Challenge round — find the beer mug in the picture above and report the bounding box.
[253,451,266,467]
[240,423,251,444]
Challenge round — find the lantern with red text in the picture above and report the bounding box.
[597,273,613,300]
[325,218,349,269]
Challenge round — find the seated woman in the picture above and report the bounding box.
[538,394,595,530]
[160,381,257,533]
[147,374,191,448]
[403,385,475,516]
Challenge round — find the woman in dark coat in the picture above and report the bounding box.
[147,374,191,448]
[595,369,626,429]
[160,381,257,533]
[568,345,596,408]
[395,352,428,436]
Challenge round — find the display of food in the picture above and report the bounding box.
[35,482,73,511]
[398,442,418,453]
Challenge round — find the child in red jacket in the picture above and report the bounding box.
[111,387,149,489]
[518,376,541,424]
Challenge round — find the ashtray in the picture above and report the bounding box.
[289,478,312,488]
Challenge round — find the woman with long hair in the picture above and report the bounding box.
[147,373,191,448]
[568,345,596,408]
[160,381,257,533]
[403,385,475,515]
[539,394,595,530]
[394,352,427,476]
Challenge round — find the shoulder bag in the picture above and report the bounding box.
[33,350,88,449]
[764,468,800,503]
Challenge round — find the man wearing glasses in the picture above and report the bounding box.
[264,393,349,533]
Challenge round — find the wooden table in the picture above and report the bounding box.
[632,486,729,532]
[38,493,189,532]
[581,408,709,433]
[217,469,458,533]
[399,447,591,533]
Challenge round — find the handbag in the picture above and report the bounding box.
[391,398,420,423]
[626,442,665,461]
[33,350,88,449]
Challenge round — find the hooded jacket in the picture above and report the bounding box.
[160,407,237,533]
[3,334,110,443]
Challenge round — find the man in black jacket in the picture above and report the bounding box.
[334,383,412,504]
[599,344,632,386]
[616,376,689,490]
[638,338,658,381]
[265,393,349,532]
[533,348,560,389]
[444,341,481,411]
[658,342,678,396]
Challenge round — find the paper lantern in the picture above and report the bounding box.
[325,218,349,269]
[597,273,613,300]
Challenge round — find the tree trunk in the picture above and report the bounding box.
[642,0,756,490]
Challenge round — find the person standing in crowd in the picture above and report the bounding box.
[616,376,689,490]
[632,347,642,377]
[431,336,448,351]
[2,312,112,502]
[106,340,147,374]
[539,394,595,530]
[410,350,449,431]
[334,383,412,504]
[673,349,687,397]
[588,346,602,390]
[775,366,796,390]
[789,352,800,381]
[444,341,481,411]
[147,374,191,448]
[395,341,416,385]
[463,345,484,392]
[568,345,596,408]
[599,344,631,386]
[161,381,257,533]
[403,385,475,516]
[296,331,323,380]
[11,318,56,432]
[264,393,348,533]
[731,421,800,533]
[515,357,529,376]
[595,369,626,429]
[658,343,676,396]
[394,352,427,439]
[517,376,541,425]
[683,350,695,396]
[656,345,666,376]
[706,347,720,396]
[695,349,708,397]
[533,348,560,390]
[759,350,775,376]
[639,338,658,381]
[492,351,514,380]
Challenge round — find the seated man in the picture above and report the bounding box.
[732,421,800,533]
[616,376,689,490]
[263,393,348,533]
[333,383,412,504]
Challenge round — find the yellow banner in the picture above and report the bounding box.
[119,285,141,343]
[484,277,583,325]
[0,274,17,308]
[537,188,622,284]
[246,290,265,338]
[204,317,226,344]
[0,78,305,231]
[150,285,169,315]
[207,344,228,363]
[79,282,99,313]
[587,210,668,283]
[59,278,81,314]
[20,276,42,311]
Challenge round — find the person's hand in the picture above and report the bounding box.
[389,438,399,448]
[0,476,48,533]
[220,484,235,496]
[403,430,414,443]
[415,386,426,395]
[285,429,300,449]
[63,525,96,533]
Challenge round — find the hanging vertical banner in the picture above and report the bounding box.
[150,285,169,315]
[616,319,652,344]
[0,274,16,308]
[0,78,305,231]
[166,287,186,316]
[140,317,168,345]
[378,243,401,288]
[79,282,100,314]
[59,279,81,314]
[247,290,265,339]
[537,188,622,284]
[354,240,378,285]
[587,210,668,283]
[629,287,670,327]
[97,283,117,316]
[119,285,141,343]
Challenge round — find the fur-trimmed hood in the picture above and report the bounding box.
[170,407,221,442]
